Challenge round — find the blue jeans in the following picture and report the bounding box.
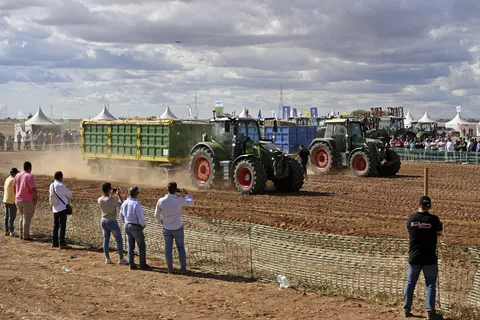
[4,203,17,233]
[163,227,186,271]
[101,219,124,260]
[404,263,438,313]
[125,223,146,267]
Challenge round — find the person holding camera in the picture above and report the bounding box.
[49,171,72,249]
[120,186,150,270]
[98,183,128,265]
[154,182,194,274]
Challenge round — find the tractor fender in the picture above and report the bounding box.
[232,154,258,169]
[190,141,229,161]
[308,138,335,151]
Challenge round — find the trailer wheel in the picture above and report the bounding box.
[90,162,100,176]
[104,162,115,180]
[155,167,169,181]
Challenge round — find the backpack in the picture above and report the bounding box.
[49,183,59,207]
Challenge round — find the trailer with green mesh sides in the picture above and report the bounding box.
[80,119,211,180]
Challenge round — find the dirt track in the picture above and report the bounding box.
[1,151,480,247]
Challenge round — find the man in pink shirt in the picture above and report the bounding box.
[13,161,37,240]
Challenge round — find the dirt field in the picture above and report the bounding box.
[0,237,419,320]
[1,150,479,248]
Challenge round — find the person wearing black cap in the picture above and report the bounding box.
[154,182,194,274]
[119,186,150,270]
[3,168,19,236]
[403,196,443,319]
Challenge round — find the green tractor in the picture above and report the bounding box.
[308,118,401,177]
[189,110,304,194]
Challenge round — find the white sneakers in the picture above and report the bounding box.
[118,259,129,265]
[105,258,112,264]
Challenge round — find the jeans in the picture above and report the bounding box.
[4,203,17,232]
[101,219,124,260]
[404,263,438,313]
[15,200,36,239]
[125,224,146,267]
[163,226,186,271]
[53,209,68,245]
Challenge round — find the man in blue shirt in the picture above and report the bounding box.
[154,182,194,273]
[120,186,150,270]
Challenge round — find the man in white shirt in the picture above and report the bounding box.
[50,171,72,249]
[154,182,194,274]
[446,138,455,152]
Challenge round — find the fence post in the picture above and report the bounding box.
[424,167,429,196]
[248,215,254,279]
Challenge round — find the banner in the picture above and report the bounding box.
[310,107,318,118]
[215,100,224,107]
[456,106,461,113]
[215,107,224,116]
[290,108,298,118]
[271,110,277,120]
[64,119,71,130]
[282,106,290,119]
[257,110,262,119]
[187,105,193,118]
[342,111,348,116]
[18,111,25,131]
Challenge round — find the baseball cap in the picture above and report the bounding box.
[167,182,178,192]
[419,196,432,208]
[10,168,19,174]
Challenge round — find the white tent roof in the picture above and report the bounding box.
[445,112,475,128]
[92,106,117,121]
[25,107,58,126]
[418,111,436,123]
[159,106,178,119]
[404,110,414,127]
[238,107,253,118]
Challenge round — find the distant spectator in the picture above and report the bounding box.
[295,145,310,181]
[120,186,150,270]
[98,183,128,265]
[24,132,31,151]
[403,196,443,319]
[154,182,194,274]
[0,132,4,152]
[3,168,19,236]
[6,135,13,152]
[446,138,455,152]
[49,171,72,249]
[16,132,22,151]
[13,161,37,241]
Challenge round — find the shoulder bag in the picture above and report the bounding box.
[52,186,73,215]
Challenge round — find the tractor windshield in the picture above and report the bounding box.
[237,120,261,142]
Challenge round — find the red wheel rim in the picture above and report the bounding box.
[237,167,253,189]
[313,148,329,168]
[353,156,367,172]
[194,156,211,183]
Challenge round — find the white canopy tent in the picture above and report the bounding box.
[92,106,117,121]
[14,107,63,142]
[238,107,253,118]
[418,111,436,123]
[404,110,414,128]
[445,112,476,137]
[159,106,178,119]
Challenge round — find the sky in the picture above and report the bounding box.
[1,0,480,120]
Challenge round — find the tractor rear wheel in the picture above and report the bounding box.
[189,148,219,189]
[233,158,267,194]
[380,149,401,176]
[349,151,375,177]
[273,157,304,192]
[309,142,334,174]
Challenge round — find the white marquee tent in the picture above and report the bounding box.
[404,110,414,128]
[91,106,117,121]
[238,107,253,118]
[159,106,178,119]
[417,111,436,123]
[14,107,63,142]
[445,112,476,136]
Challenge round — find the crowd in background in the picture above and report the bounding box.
[0,130,80,152]
[390,136,480,153]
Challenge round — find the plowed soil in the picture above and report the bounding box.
[1,151,479,247]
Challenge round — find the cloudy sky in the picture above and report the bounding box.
[1,0,480,120]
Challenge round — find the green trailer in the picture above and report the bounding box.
[81,119,211,179]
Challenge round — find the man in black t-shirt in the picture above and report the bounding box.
[403,196,443,319]
[296,145,310,181]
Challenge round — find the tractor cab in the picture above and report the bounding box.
[323,118,367,153]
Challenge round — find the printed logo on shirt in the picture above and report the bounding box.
[411,222,432,229]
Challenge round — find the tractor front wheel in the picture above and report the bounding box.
[189,148,219,189]
[309,142,334,174]
[273,157,304,192]
[233,158,267,194]
[349,151,375,177]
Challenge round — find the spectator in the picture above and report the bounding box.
[437,139,446,152]
[120,186,150,270]
[16,132,22,151]
[6,135,14,152]
[49,171,72,249]
[295,145,310,181]
[154,182,194,274]
[403,196,443,319]
[13,161,37,241]
[98,183,128,265]
[446,138,455,152]
[3,168,19,236]
[0,132,4,151]
[424,139,431,150]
